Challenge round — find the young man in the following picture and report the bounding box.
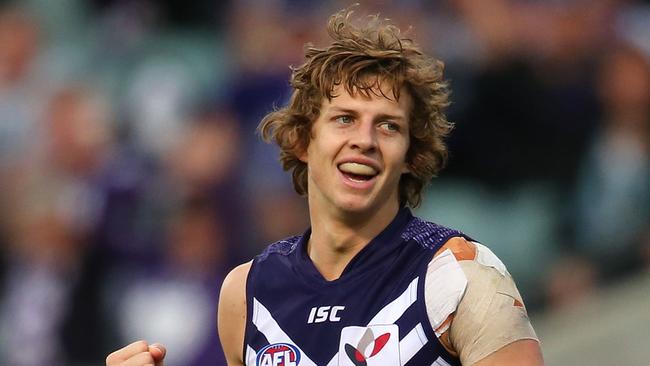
[107,9,543,366]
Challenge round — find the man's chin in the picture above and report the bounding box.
[335,197,388,218]
[334,199,373,216]
[330,190,399,217]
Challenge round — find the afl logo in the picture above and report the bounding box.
[256,343,301,366]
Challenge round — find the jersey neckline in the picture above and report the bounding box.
[293,207,414,285]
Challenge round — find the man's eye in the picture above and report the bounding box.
[336,115,353,124]
[380,122,399,132]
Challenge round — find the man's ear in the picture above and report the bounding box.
[402,162,411,174]
[297,147,308,163]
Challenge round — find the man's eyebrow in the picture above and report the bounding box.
[326,107,359,116]
[375,113,407,122]
[326,107,407,121]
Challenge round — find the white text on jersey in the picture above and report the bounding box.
[259,352,296,366]
[307,306,345,324]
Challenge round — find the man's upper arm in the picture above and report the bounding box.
[218,261,252,366]
[449,259,542,365]
[424,238,543,365]
[472,339,544,366]
[450,259,543,365]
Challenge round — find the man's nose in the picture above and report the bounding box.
[349,119,377,152]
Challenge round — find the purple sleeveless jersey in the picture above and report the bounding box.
[244,208,469,366]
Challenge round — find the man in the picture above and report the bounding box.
[107,9,544,366]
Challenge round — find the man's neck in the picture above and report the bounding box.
[306,203,399,281]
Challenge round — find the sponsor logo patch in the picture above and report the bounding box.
[338,325,400,366]
[256,343,301,366]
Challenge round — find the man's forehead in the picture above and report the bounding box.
[323,83,412,112]
[327,77,408,101]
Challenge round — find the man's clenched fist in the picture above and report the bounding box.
[106,340,166,366]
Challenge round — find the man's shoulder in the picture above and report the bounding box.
[402,215,471,251]
[432,236,508,274]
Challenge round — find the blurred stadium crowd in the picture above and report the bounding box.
[0,0,648,365]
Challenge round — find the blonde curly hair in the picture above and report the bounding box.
[259,9,452,207]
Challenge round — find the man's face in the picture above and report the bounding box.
[300,83,411,219]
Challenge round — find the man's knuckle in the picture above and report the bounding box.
[106,352,120,363]
[134,340,150,351]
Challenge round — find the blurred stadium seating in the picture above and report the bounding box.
[0,0,648,364]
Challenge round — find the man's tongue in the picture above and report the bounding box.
[339,162,377,181]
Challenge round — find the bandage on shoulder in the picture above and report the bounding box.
[425,238,538,363]
[448,258,539,365]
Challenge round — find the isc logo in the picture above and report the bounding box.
[256,343,301,366]
[307,306,345,324]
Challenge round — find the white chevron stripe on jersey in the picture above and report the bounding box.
[432,356,452,366]
[400,323,428,364]
[367,277,419,325]
[424,249,467,336]
[326,277,421,365]
[245,345,256,365]
[251,298,317,366]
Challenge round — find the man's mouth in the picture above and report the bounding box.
[338,162,378,182]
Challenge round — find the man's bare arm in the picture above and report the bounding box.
[473,339,544,366]
[425,238,544,365]
[218,261,252,366]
